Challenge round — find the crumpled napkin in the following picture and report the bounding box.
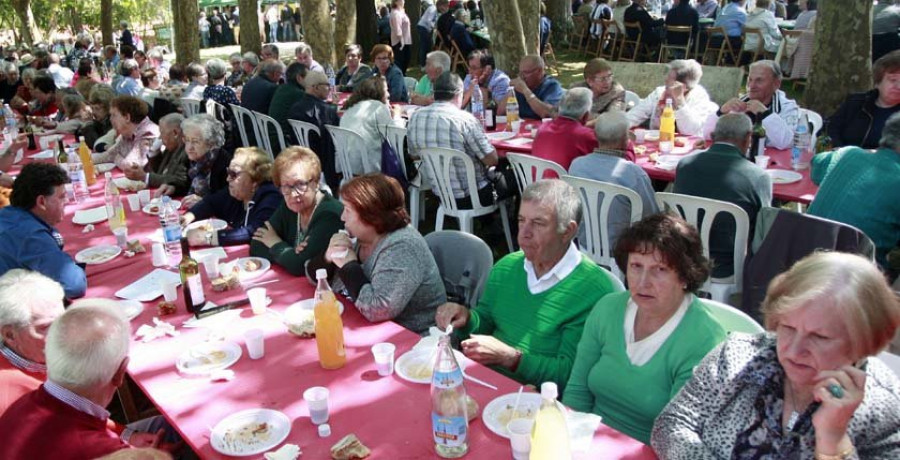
[567,410,603,452]
[135,318,179,342]
[264,443,301,460]
[81,224,95,233]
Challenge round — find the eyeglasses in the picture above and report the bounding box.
[375,56,391,62]
[279,179,313,196]
[226,168,244,180]
[591,74,614,83]
[519,67,540,76]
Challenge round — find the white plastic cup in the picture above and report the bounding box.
[202,255,220,279]
[507,418,534,460]
[755,155,770,169]
[160,279,178,302]
[659,140,673,155]
[511,120,522,134]
[541,117,552,125]
[248,287,267,315]
[126,194,141,212]
[303,386,330,425]
[138,189,151,205]
[113,227,128,249]
[634,129,646,143]
[151,243,167,267]
[244,328,265,359]
[371,343,396,376]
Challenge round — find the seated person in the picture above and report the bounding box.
[532,88,598,170]
[462,49,511,115]
[335,44,371,93]
[652,252,900,458]
[744,0,783,55]
[313,174,446,335]
[709,60,798,149]
[624,0,665,49]
[250,147,343,277]
[123,113,189,195]
[674,113,772,278]
[27,74,59,118]
[369,44,409,103]
[436,180,620,392]
[288,70,341,192]
[828,50,900,149]
[183,147,280,247]
[411,51,452,106]
[713,0,748,54]
[808,112,900,268]
[564,213,727,443]
[510,55,565,120]
[793,0,818,30]
[340,75,402,174]
[0,163,86,299]
[269,62,308,147]
[50,94,90,135]
[449,9,477,58]
[664,0,699,50]
[158,114,231,208]
[92,95,160,170]
[572,58,625,124]
[569,110,659,248]
[626,59,718,136]
[78,84,115,152]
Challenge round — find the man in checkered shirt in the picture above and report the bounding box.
[408,71,499,208]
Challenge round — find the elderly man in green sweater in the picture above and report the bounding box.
[436,179,620,394]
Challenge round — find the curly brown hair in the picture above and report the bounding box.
[340,174,410,234]
[110,95,148,123]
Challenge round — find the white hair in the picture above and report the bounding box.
[0,269,64,343]
[521,179,583,235]
[593,110,630,146]
[427,51,452,73]
[558,87,593,120]
[45,299,130,390]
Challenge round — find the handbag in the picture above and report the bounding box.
[380,133,409,190]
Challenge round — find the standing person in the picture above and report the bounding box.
[417,0,438,69]
[208,8,223,47]
[293,6,303,40]
[231,6,241,45]
[281,3,294,42]
[118,21,134,51]
[390,0,413,74]
[266,3,281,43]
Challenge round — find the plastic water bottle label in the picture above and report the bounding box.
[163,226,181,244]
[431,413,467,447]
[432,369,464,389]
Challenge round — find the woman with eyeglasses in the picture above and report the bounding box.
[250,147,343,276]
[181,147,280,247]
[156,114,230,208]
[336,44,371,93]
[369,44,409,103]
[578,58,626,125]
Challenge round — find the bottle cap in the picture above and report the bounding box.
[316,268,327,280]
[318,423,331,437]
[540,382,558,400]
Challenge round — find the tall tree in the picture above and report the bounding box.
[356,0,377,60]
[100,0,113,46]
[11,0,42,45]
[334,0,357,62]
[482,0,527,74]
[805,0,873,117]
[519,0,540,55]
[171,0,199,65]
[301,0,335,68]
[239,0,262,53]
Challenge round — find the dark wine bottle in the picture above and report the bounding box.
[178,237,205,313]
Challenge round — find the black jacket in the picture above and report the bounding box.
[188,181,281,246]
[827,89,900,150]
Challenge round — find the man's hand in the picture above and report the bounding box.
[720,97,747,114]
[123,163,145,181]
[461,334,520,369]
[435,302,470,330]
[510,77,530,96]
[181,194,202,209]
[128,428,164,448]
[746,99,768,114]
[153,184,176,198]
[666,81,686,108]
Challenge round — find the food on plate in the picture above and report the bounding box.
[212,269,241,292]
[330,434,371,460]
[466,395,479,421]
[404,359,434,380]
[185,348,228,368]
[287,309,316,338]
[674,137,687,148]
[222,421,272,450]
[633,145,647,155]
[83,249,118,263]
[243,259,262,272]
[495,404,537,427]
[148,205,160,214]
[649,153,659,163]
[127,240,145,253]
[157,300,177,316]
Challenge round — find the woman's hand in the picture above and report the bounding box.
[252,221,282,248]
[811,365,866,455]
[435,302,469,330]
[181,194,201,209]
[154,184,175,198]
[325,232,357,267]
[180,211,196,227]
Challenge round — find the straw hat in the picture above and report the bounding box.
[18,54,35,67]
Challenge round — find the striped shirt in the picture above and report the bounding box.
[44,381,110,421]
[0,344,46,374]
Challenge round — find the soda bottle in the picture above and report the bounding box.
[530,382,571,460]
[159,196,182,266]
[506,93,519,132]
[313,269,346,369]
[78,136,97,185]
[431,333,469,458]
[104,172,126,231]
[659,98,676,143]
[792,112,811,170]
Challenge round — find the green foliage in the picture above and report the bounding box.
[0,0,171,37]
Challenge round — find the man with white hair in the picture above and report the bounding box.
[0,270,65,415]
[510,54,564,119]
[674,113,772,278]
[113,59,142,96]
[123,113,189,194]
[626,59,718,136]
[531,87,598,169]
[47,53,74,89]
[411,50,451,106]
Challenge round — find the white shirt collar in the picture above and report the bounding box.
[623,293,693,366]
[523,242,582,295]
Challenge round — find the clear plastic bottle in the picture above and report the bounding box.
[104,172,126,231]
[431,333,469,458]
[506,93,519,132]
[530,382,571,460]
[77,136,97,185]
[314,269,346,369]
[659,98,676,143]
[470,83,485,129]
[792,112,811,170]
[2,104,16,141]
[325,65,337,103]
[159,196,182,266]
[67,152,89,203]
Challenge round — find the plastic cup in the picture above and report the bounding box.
[126,194,141,212]
[138,189,151,205]
[541,118,552,125]
[151,243,167,267]
[511,120,522,134]
[371,343,396,376]
[659,140,673,155]
[634,129,646,143]
[160,279,178,302]
[507,418,534,460]
[113,227,128,249]
[244,328,265,359]
[202,255,220,279]
[303,386,330,425]
[248,287,267,315]
[755,155,770,169]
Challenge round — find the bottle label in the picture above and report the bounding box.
[432,368,464,389]
[187,273,205,304]
[163,226,181,244]
[431,413,467,447]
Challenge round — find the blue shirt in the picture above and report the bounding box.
[714,2,747,37]
[463,69,510,105]
[515,76,564,120]
[113,76,141,96]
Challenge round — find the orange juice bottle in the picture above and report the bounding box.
[659,98,676,143]
[313,269,346,369]
[78,136,97,185]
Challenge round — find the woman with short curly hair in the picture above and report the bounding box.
[92,95,160,170]
[157,113,229,208]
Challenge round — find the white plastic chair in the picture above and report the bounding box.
[382,124,427,230]
[876,351,900,378]
[324,125,377,186]
[562,175,643,281]
[181,98,202,117]
[507,153,567,194]
[702,299,765,334]
[425,230,494,308]
[624,90,640,110]
[287,119,320,149]
[205,99,226,122]
[253,111,286,161]
[404,76,418,95]
[800,108,823,136]
[420,147,515,253]
[230,104,263,148]
[655,192,750,303]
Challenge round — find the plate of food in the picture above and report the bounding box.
[486,131,516,142]
[394,347,468,384]
[175,341,242,375]
[95,163,116,173]
[221,257,271,281]
[142,199,182,215]
[119,300,144,321]
[482,392,547,438]
[766,169,803,185]
[75,245,122,265]
[210,408,291,456]
[185,218,228,233]
[113,177,146,192]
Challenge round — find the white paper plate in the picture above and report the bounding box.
[285,298,345,316]
[119,300,144,321]
[482,393,545,438]
[95,163,116,173]
[142,200,181,215]
[115,268,182,302]
[643,130,661,142]
[394,348,468,384]
[113,177,147,192]
[767,169,802,185]
[186,218,228,232]
[486,131,516,142]
[72,206,109,225]
[75,245,121,265]
[176,341,242,375]
[210,408,291,457]
[29,149,55,159]
[221,257,271,281]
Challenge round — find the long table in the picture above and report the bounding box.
[19,144,657,459]
[490,120,818,205]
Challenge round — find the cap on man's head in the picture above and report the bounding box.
[302,70,328,91]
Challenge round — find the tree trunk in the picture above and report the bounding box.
[804,0,873,117]
[334,0,357,62]
[518,0,540,55]
[239,0,262,54]
[70,7,82,38]
[483,0,527,75]
[301,0,335,68]
[101,0,113,46]
[171,0,200,66]
[405,0,421,71]
[356,0,377,60]
[11,0,42,46]
[546,0,568,46]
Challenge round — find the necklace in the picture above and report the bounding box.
[295,192,322,246]
[784,380,806,432]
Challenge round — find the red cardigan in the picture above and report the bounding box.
[0,385,128,459]
[0,353,43,415]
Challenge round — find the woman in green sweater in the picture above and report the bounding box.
[563,213,727,444]
[250,147,343,276]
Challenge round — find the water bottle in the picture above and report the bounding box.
[470,83,485,129]
[431,333,469,458]
[159,196,182,266]
[325,65,337,102]
[67,153,88,203]
[791,112,810,170]
[2,104,16,140]
[529,382,571,460]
